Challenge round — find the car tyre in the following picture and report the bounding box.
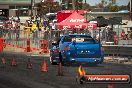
[59,53,71,66]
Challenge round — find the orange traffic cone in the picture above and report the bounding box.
[41,61,47,73]
[27,58,32,69]
[1,57,6,64]
[11,57,17,66]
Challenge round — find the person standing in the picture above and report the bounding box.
[113,32,118,45]
[15,20,20,40]
[121,30,126,40]
[108,28,114,42]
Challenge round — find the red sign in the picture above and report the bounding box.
[70,19,85,22]
[83,75,130,83]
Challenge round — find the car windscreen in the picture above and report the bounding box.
[0,16,8,21]
[63,35,97,44]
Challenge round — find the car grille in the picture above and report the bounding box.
[71,54,99,58]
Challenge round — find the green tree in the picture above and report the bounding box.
[119,5,128,11]
[107,1,128,12]
[76,0,83,10]
[37,0,61,15]
[62,0,83,10]
[109,5,119,12]
[67,0,73,9]
[82,3,91,10]
[127,2,130,11]
[96,0,107,8]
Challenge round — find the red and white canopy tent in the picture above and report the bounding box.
[55,11,97,30]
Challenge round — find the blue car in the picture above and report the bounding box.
[50,34,104,65]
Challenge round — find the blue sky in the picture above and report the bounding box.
[55,0,129,6]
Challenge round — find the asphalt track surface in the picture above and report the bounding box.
[0,53,132,88]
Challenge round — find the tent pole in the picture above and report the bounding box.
[99,27,101,43]
[86,12,87,34]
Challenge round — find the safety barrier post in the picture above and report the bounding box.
[25,39,31,52]
[0,38,6,52]
[39,40,49,54]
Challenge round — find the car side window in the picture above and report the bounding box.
[63,36,72,42]
[84,38,96,43]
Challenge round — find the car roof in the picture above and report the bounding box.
[63,34,91,37]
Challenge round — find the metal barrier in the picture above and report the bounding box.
[1,26,132,56]
[103,45,132,57]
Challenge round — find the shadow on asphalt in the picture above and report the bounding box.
[52,63,104,67]
[70,64,104,67]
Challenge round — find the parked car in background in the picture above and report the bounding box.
[50,34,104,65]
[0,16,8,28]
[3,20,12,29]
[50,45,60,65]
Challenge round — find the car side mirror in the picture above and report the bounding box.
[61,40,64,44]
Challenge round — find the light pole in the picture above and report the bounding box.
[31,0,35,16]
[31,0,33,17]
[76,0,78,11]
[72,0,76,10]
[85,0,86,4]
[130,0,132,20]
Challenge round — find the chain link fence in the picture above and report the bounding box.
[1,24,132,54]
